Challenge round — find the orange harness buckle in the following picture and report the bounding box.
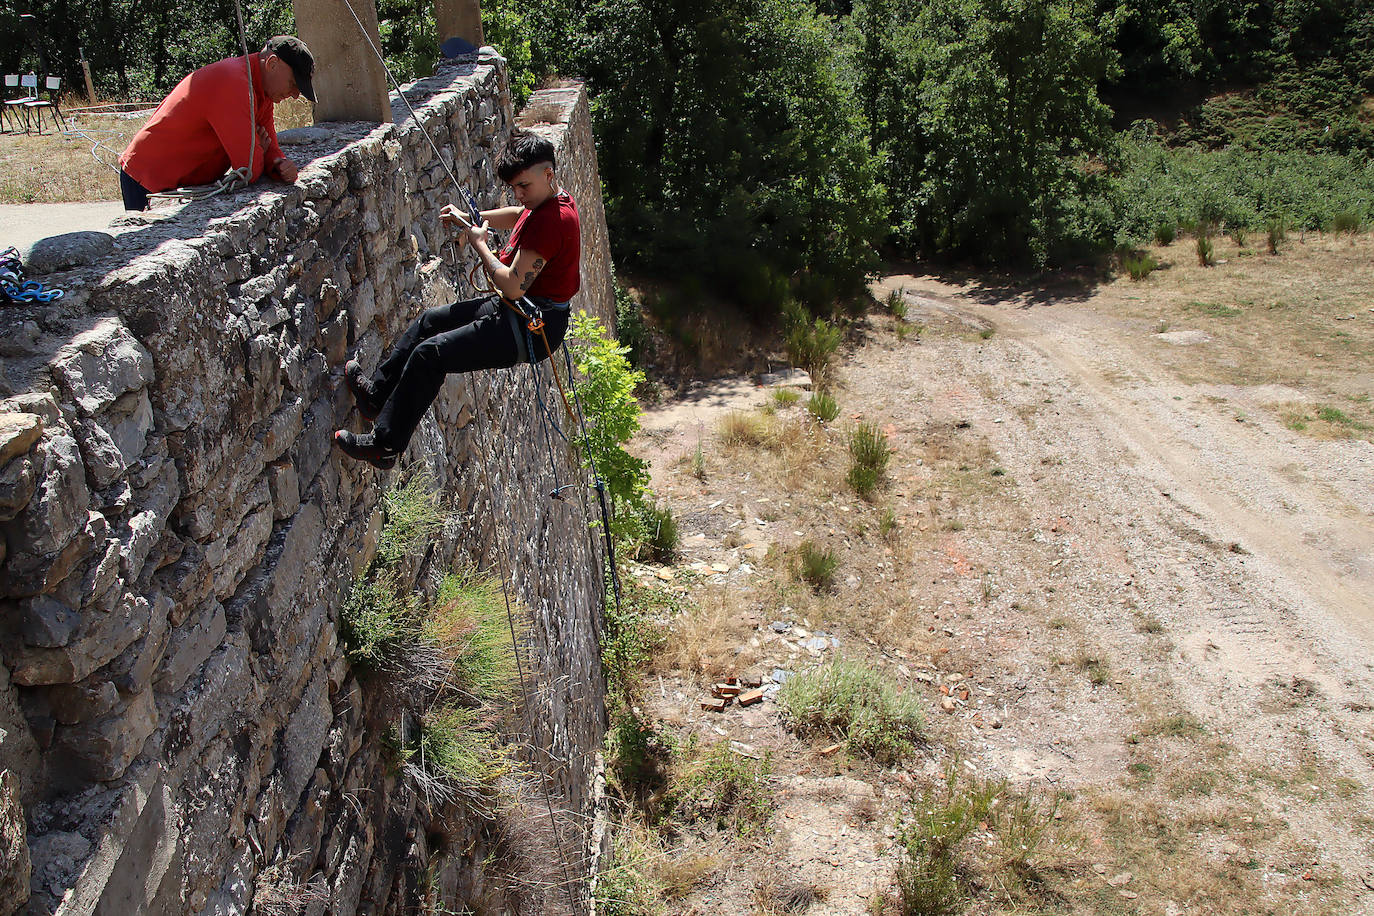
[527,316,545,333]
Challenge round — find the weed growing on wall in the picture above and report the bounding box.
[375,469,446,567]
[778,658,924,764]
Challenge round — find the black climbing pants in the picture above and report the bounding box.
[370,294,569,453]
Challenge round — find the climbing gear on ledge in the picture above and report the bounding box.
[333,430,398,469]
[1,247,64,304]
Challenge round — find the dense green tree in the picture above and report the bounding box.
[852,0,1119,264]
[571,0,886,310]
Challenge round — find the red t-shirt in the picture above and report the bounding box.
[498,191,580,302]
[120,53,282,193]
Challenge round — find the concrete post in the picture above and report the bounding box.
[436,0,484,47]
[293,0,392,123]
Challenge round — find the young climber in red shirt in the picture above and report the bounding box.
[334,129,582,469]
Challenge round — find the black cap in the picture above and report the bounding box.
[264,35,315,103]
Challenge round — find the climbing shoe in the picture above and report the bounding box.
[344,360,383,420]
[333,430,398,469]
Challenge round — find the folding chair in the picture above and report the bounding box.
[3,74,38,133]
[2,75,29,133]
[24,76,65,134]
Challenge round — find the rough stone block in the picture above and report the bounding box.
[2,589,149,686]
[49,317,155,418]
[0,770,28,914]
[8,594,81,647]
[0,455,37,522]
[45,678,121,725]
[106,591,172,698]
[1,429,89,560]
[155,597,227,697]
[53,686,156,782]
[0,412,43,466]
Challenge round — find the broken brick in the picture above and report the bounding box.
[737,689,764,707]
[819,743,844,756]
[715,683,742,697]
[741,674,763,688]
[701,698,727,713]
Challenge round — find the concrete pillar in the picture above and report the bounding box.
[436,0,484,47]
[293,0,392,123]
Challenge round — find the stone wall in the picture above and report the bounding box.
[0,54,611,916]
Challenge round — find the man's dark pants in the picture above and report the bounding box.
[370,294,570,453]
[119,170,151,211]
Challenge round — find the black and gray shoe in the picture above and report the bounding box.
[344,360,383,420]
[333,430,398,469]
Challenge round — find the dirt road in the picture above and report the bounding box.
[628,253,1374,914]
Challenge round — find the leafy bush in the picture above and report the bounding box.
[601,575,670,704]
[339,571,419,674]
[886,288,910,321]
[614,281,650,368]
[796,540,839,591]
[847,422,892,498]
[1267,219,1286,254]
[1228,224,1248,247]
[807,390,840,423]
[570,311,653,546]
[1332,210,1362,234]
[1153,223,1177,245]
[894,763,1059,914]
[777,657,924,763]
[1113,134,1374,245]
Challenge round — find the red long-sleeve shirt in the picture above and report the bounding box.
[120,52,282,193]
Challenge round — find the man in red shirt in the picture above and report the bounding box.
[118,35,315,211]
[335,129,582,469]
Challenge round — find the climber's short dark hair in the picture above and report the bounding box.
[497,129,556,182]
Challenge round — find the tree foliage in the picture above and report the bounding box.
[571,0,886,310]
[853,0,1120,264]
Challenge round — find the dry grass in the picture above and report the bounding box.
[654,588,753,678]
[0,96,315,205]
[1106,234,1374,437]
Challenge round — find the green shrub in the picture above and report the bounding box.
[807,390,840,423]
[1153,223,1177,245]
[428,570,523,706]
[1332,210,1362,234]
[375,471,446,567]
[1196,234,1216,267]
[777,657,924,763]
[662,738,775,834]
[796,539,839,591]
[595,826,666,916]
[885,288,909,321]
[570,311,653,546]
[339,571,419,673]
[894,764,1059,914]
[847,421,892,498]
[407,706,513,797]
[771,387,802,407]
[639,501,679,561]
[1121,251,1158,280]
[1228,224,1248,247]
[1267,218,1286,254]
[601,575,669,703]
[784,302,844,382]
[614,281,650,367]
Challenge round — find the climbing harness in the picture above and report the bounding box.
[0,247,64,304]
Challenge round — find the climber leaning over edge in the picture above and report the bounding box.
[333,129,582,470]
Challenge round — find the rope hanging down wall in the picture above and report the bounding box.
[336,2,625,909]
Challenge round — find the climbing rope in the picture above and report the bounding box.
[0,247,64,304]
[335,0,586,906]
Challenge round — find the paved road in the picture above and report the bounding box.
[0,201,126,252]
